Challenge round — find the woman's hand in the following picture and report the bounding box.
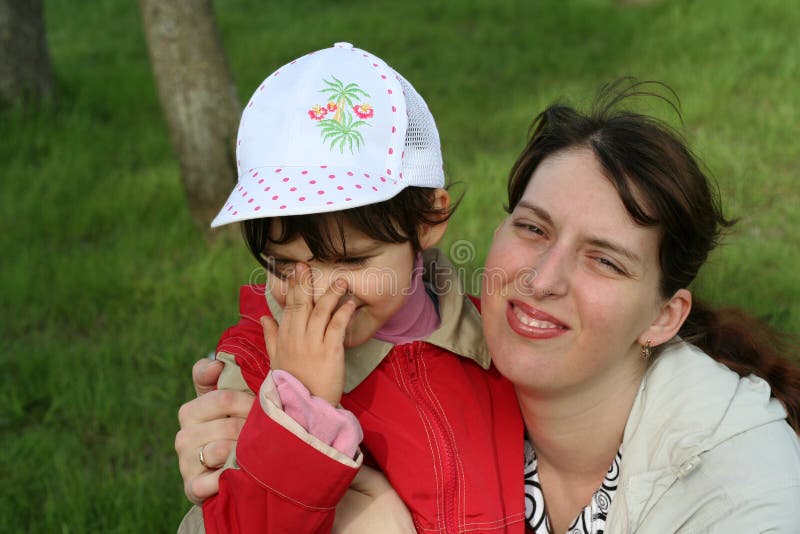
[333,466,416,534]
[175,358,255,505]
[261,262,357,406]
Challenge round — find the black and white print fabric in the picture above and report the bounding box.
[524,440,621,534]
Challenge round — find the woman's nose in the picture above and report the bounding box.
[518,246,570,299]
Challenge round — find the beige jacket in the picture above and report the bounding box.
[606,341,800,533]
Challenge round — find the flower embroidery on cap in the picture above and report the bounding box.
[308,104,328,120]
[308,76,373,154]
[353,103,374,119]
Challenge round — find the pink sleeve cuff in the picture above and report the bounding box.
[271,369,363,458]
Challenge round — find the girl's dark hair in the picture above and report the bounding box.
[242,185,455,269]
[507,79,800,433]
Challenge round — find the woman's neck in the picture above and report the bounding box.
[516,360,645,532]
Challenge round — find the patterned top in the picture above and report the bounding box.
[524,440,621,534]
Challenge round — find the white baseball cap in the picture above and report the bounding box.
[211,42,445,228]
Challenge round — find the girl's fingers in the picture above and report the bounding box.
[283,262,312,335]
[260,315,278,359]
[307,278,349,338]
[283,263,298,308]
[325,297,357,346]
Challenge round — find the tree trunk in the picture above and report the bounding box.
[0,0,55,107]
[138,0,241,228]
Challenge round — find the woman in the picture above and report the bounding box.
[176,82,800,532]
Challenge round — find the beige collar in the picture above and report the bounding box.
[265,248,490,392]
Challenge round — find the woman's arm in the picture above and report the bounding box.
[175,357,254,504]
[333,466,416,534]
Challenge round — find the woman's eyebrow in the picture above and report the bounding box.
[516,201,554,226]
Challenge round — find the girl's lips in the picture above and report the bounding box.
[506,300,568,340]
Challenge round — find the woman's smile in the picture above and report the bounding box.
[506,300,568,339]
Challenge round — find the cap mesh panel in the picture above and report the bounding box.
[397,74,445,187]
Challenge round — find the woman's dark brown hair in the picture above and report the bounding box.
[506,79,800,433]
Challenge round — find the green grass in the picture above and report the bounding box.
[1,0,798,530]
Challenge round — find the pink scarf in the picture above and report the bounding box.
[373,253,440,344]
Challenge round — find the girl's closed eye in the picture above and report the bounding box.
[262,255,296,279]
[337,256,370,267]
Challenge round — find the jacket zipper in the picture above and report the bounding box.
[404,342,459,533]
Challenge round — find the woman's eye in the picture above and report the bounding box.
[595,256,624,274]
[512,222,545,236]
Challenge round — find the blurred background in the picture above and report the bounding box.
[1,0,798,530]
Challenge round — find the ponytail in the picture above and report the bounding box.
[678,300,800,434]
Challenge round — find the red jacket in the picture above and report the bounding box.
[202,255,525,533]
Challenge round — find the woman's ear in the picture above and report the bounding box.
[638,288,692,348]
[419,189,451,249]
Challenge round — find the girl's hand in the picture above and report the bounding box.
[175,358,254,505]
[261,262,357,406]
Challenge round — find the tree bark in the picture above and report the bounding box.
[139,0,241,228]
[0,0,55,107]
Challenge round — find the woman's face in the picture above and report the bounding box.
[481,148,666,396]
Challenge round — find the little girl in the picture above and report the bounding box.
[182,43,526,533]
